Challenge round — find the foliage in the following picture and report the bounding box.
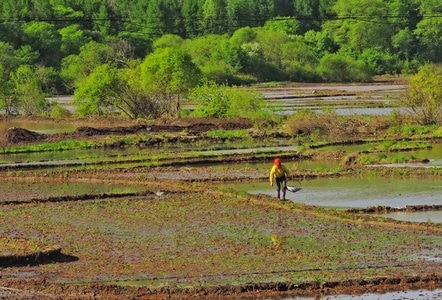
[73,64,118,116]
[189,81,271,122]
[0,0,441,109]
[284,109,394,141]
[140,47,201,118]
[9,65,50,116]
[205,129,249,139]
[387,124,438,136]
[317,53,373,82]
[61,41,111,93]
[50,104,72,119]
[406,64,442,125]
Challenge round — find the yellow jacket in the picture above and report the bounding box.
[269,164,290,184]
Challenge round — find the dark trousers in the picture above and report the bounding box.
[275,176,287,199]
[275,175,287,191]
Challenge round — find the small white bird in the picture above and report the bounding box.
[155,191,167,197]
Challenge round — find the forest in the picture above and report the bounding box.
[0,0,441,118]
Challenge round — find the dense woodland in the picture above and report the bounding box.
[0,0,441,119]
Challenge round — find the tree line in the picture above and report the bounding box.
[0,0,441,120]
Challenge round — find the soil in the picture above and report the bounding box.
[0,116,254,145]
[0,116,441,299]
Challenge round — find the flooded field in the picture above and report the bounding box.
[0,83,441,299]
[221,177,442,223]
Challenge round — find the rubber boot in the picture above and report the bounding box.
[276,190,280,199]
[282,189,286,200]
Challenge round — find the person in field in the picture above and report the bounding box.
[269,157,290,200]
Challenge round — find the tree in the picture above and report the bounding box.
[0,63,15,115]
[59,24,90,58]
[22,21,62,68]
[323,0,394,55]
[73,63,117,116]
[317,53,373,82]
[118,61,164,119]
[358,48,400,75]
[153,34,185,50]
[414,0,442,62]
[189,80,269,120]
[406,64,442,125]
[182,0,205,38]
[280,39,319,81]
[202,0,228,34]
[61,41,110,92]
[9,65,49,116]
[263,17,300,36]
[140,47,201,118]
[273,0,294,17]
[254,28,290,69]
[293,0,322,32]
[73,61,165,119]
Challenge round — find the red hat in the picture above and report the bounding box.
[274,158,281,165]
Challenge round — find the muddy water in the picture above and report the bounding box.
[222,177,442,223]
[226,177,441,208]
[276,288,442,299]
[1,141,440,168]
[0,145,298,167]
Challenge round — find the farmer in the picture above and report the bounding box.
[269,157,290,200]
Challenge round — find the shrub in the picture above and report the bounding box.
[316,53,373,82]
[189,81,272,124]
[50,104,72,119]
[406,64,442,125]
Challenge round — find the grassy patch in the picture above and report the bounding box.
[205,129,250,139]
[0,236,46,256]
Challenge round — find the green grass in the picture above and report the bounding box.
[1,140,96,154]
[205,129,250,139]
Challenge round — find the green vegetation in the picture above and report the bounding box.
[0,186,440,287]
[189,81,273,123]
[0,0,441,119]
[406,64,442,125]
[205,129,250,139]
[0,236,43,256]
[0,140,96,154]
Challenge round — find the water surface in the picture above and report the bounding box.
[222,176,442,223]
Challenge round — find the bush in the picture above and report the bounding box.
[317,53,373,82]
[50,104,72,119]
[406,64,442,125]
[284,109,366,141]
[189,81,272,124]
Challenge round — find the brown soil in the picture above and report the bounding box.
[0,116,254,145]
[0,116,441,299]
